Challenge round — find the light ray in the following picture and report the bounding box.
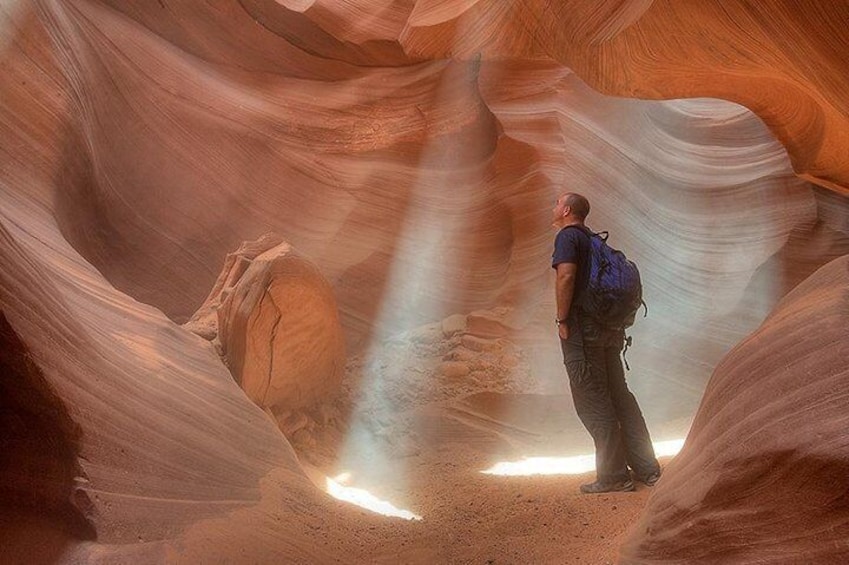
[335,55,488,514]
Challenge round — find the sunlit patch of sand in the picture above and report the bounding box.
[482,439,686,476]
[325,473,422,520]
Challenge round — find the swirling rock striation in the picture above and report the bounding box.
[620,256,849,563]
[398,0,849,194]
[0,0,849,563]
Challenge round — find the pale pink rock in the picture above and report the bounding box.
[466,310,509,339]
[439,361,471,378]
[621,256,849,562]
[501,354,519,368]
[1,1,849,563]
[441,314,468,337]
[444,347,476,362]
[410,322,443,344]
[196,234,346,415]
[461,335,500,352]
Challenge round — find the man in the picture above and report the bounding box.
[551,192,661,493]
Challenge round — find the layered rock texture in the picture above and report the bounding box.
[185,233,345,420]
[621,256,849,563]
[1,0,849,563]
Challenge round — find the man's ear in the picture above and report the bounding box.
[562,205,571,218]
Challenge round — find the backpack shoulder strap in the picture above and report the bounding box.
[564,224,608,242]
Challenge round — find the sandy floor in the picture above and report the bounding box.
[284,314,670,563]
[316,466,659,564]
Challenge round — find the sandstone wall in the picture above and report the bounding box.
[2,0,849,562]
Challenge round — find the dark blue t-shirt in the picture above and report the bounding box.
[551,226,591,325]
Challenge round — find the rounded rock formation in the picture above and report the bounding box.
[191,233,346,417]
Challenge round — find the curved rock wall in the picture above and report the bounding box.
[11,1,841,353]
[2,0,849,562]
[0,311,94,562]
[620,256,849,563]
[397,0,849,194]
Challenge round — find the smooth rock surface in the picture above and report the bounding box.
[197,233,346,415]
[1,1,849,563]
[621,256,849,563]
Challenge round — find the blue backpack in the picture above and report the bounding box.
[567,225,646,331]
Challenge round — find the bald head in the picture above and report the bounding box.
[552,192,590,229]
[563,193,590,221]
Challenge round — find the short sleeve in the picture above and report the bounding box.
[552,228,580,268]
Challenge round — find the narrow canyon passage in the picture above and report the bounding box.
[3,1,849,563]
[275,313,684,563]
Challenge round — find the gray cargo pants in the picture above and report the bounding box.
[561,322,660,483]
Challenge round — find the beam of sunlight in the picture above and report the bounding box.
[325,473,422,521]
[481,438,686,476]
[336,54,489,509]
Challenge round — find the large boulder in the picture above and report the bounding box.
[188,233,346,417]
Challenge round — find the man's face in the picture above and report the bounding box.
[552,194,570,223]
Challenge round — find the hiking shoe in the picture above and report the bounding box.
[638,470,662,487]
[579,479,635,494]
